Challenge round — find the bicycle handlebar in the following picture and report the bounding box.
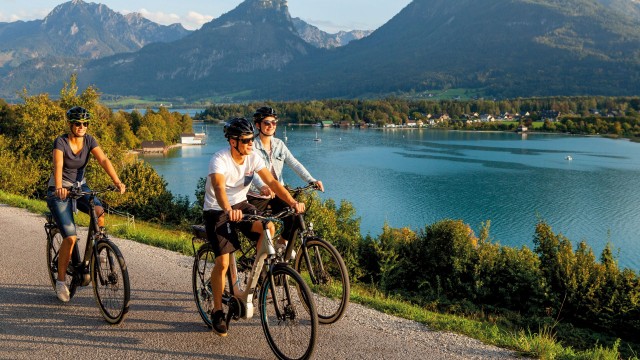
[47,185,119,200]
[241,207,296,223]
[287,182,321,195]
[67,185,119,198]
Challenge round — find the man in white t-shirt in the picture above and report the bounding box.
[202,117,305,337]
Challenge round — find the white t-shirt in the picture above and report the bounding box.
[203,148,266,211]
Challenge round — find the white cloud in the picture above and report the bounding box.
[136,8,181,26]
[301,18,375,34]
[184,11,214,30]
[0,8,49,22]
[120,8,212,30]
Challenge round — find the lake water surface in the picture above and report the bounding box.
[142,123,640,270]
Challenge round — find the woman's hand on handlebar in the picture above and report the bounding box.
[55,187,69,200]
[313,180,324,192]
[114,182,126,194]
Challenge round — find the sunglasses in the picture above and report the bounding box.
[262,120,278,126]
[236,137,254,144]
[71,121,89,128]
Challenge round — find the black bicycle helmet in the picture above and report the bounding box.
[66,106,91,121]
[224,117,255,139]
[253,106,278,123]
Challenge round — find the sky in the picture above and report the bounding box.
[0,0,413,33]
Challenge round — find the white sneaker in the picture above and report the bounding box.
[55,280,70,302]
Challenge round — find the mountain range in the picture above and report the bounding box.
[3,0,640,101]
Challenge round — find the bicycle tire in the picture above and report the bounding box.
[192,244,217,328]
[294,236,350,324]
[91,240,130,324]
[259,264,317,360]
[46,228,78,299]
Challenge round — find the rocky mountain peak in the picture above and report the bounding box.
[203,0,293,31]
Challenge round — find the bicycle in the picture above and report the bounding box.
[44,185,130,324]
[278,183,350,325]
[191,210,318,360]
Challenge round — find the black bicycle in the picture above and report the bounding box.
[45,186,130,324]
[192,210,317,360]
[279,183,350,325]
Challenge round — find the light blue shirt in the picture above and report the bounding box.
[250,136,316,197]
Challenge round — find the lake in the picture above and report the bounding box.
[141,123,640,271]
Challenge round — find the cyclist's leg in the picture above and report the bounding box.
[266,197,293,244]
[247,194,270,213]
[236,201,271,250]
[47,191,78,282]
[211,253,230,310]
[203,210,240,312]
[76,184,105,228]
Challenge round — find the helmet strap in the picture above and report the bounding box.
[257,122,273,137]
[230,137,246,156]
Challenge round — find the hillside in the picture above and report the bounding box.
[5,0,640,101]
[263,0,640,99]
[79,0,315,99]
[0,0,189,67]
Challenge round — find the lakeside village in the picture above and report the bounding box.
[137,107,627,153]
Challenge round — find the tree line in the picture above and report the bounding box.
[197,97,640,139]
[0,76,199,225]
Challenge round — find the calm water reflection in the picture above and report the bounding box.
[143,124,640,270]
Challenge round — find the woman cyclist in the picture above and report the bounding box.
[46,106,126,302]
[248,106,324,252]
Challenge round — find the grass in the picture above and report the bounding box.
[0,190,195,256]
[500,121,545,129]
[1,190,637,360]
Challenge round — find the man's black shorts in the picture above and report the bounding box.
[203,201,261,257]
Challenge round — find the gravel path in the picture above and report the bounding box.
[0,204,522,359]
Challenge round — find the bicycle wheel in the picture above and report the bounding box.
[91,240,130,324]
[259,264,317,360]
[46,228,78,299]
[192,244,217,328]
[294,237,350,324]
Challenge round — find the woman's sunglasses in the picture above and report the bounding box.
[262,120,278,126]
[71,121,89,128]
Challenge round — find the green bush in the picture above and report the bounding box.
[474,242,546,313]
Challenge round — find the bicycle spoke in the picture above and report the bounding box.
[260,265,317,360]
[46,228,76,298]
[92,241,130,324]
[295,238,350,324]
[192,245,216,328]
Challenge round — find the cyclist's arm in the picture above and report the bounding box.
[52,149,68,199]
[251,175,273,197]
[282,146,324,191]
[281,146,315,183]
[91,146,126,194]
[211,173,242,221]
[256,168,305,213]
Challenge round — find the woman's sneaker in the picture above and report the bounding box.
[55,280,70,302]
[210,310,228,336]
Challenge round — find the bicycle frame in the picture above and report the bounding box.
[224,217,277,320]
[47,187,109,286]
[193,209,298,324]
[278,185,332,287]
